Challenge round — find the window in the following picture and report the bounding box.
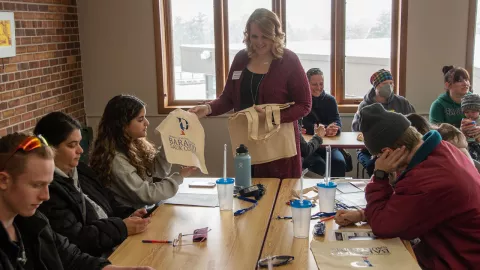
[344,0,392,99]
[171,0,216,100]
[153,0,407,113]
[286,0,332,94]
[228,0,271,67]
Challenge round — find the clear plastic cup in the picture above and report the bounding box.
[216,178,234,210]
[317,182,337,213]
[291,199,312,238]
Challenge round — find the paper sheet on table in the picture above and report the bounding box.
[163,193,219,207]
[336,182,363,193]
[336,192,367,208]
[310,238,420,270]
[350,181,368,191]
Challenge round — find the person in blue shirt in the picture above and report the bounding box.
[301,68,346,177]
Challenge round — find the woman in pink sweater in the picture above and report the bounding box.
[190,8,311,179]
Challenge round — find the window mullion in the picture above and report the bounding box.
[214,0,227,98]
[336,0,346,104]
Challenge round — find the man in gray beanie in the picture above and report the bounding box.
[359,103,411,156]
[336,103,480,269]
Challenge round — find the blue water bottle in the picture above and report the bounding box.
[234,144,251,188]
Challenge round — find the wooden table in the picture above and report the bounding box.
[260,178,416,270]
[303,132,365,149]
[109,178,280,270]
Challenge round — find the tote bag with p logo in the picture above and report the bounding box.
[155,109,208,174]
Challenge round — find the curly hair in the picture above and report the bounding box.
[90,95,156,186]
[243,8,285,59]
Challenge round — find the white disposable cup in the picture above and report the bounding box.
[317,182,337,213]
[216,178,234,210]
[291,199,312,238]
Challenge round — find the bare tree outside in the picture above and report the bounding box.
[169,0,393,100]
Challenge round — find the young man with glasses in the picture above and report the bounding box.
[0,133,153,270]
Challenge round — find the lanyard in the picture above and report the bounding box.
[234,196,258,216]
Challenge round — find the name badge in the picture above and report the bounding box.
[232,71,242,80]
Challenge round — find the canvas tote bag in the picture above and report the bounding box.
[228,103,297,165]
[310,238,420,270]
[155,108,208,174]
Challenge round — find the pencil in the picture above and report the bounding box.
[142,240,172,244]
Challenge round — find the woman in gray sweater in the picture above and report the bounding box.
[90,95,196,208]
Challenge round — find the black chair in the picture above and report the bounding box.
[356,159,367,179]
[79,126,93,163]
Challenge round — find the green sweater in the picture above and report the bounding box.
[429,92,467,128]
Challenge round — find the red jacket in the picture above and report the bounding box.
[365,131,480,269]
[209,49,311,179]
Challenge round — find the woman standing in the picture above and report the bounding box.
[190,8,311,179]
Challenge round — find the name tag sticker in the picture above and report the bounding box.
[232,71,242,80]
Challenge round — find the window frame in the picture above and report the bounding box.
[466,0,477,86]
[153,0,408,114]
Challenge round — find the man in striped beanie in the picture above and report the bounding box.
[351,68,416,177]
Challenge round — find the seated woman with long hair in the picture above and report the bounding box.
[34,112,150,257]
[90,94,196,209]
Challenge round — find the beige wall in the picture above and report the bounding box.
[405,0,470,113]
[77,0,470,177]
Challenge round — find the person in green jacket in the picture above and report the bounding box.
[430,65,471,128]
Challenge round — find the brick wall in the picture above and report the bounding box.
[0,0,84,137]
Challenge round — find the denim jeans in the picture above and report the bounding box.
[302,148,346,177]
[357,149,375,177]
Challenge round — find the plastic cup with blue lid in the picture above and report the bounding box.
[317,182,337,213]
[290,199,312,238]
[216,178,234,210]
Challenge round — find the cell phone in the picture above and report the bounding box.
[143,204,159,218]
[188,181,216,188]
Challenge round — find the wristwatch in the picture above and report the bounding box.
[374,170,389,180]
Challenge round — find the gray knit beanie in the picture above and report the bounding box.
[461,94,480,112]
[359,103,411,155]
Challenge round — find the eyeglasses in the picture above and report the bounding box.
[257,256,294,268]
[0,135,48,171]
[172,227,211,247]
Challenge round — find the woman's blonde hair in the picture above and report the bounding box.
[243,8,285,59]
[436,123,468,149]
